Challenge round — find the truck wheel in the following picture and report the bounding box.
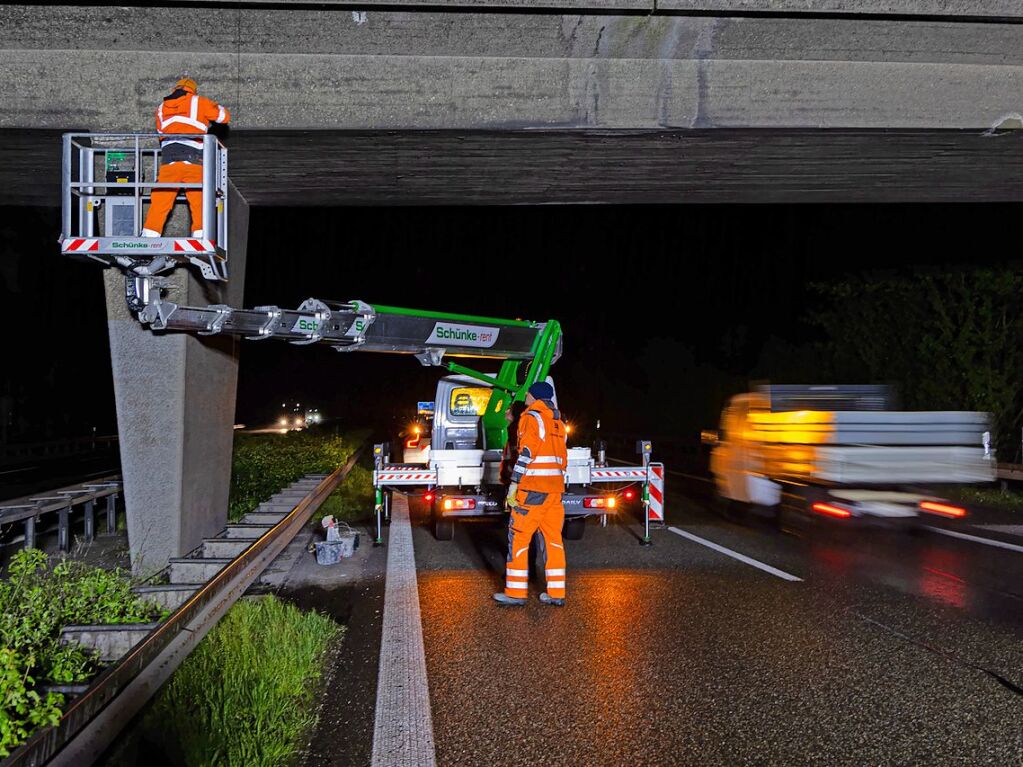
[563,517,586,540]
[434,517,454,541]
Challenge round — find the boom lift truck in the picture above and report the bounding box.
[58,133,667,546]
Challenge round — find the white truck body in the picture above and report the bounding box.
[710,387,994,522]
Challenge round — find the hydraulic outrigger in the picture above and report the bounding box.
[59,133,665,544]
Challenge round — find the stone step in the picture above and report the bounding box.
[168,557,231,584]
[224,523,272,539]
[201,537,256,559]
[61,623,160,662]
[133,583,199,612]
[258,502,296,512]
[242,511,287,525]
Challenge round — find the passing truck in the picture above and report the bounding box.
[705,385,995,525]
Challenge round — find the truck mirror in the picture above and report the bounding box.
[701,430,720,446]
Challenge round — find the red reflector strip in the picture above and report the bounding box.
[920,501,967,518]
[812,502,852,519]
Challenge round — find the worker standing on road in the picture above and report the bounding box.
[141,77,230,239]
[494,381,568,607]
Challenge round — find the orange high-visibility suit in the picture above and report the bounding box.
[142,84,230,237]
[504,398,568,600]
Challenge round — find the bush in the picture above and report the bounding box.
[140,596,341,767]
[0,549,165,756]
[318,463,374,522]
[228,428,367,521]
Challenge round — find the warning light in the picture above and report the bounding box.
[624,489,635,500]
[442,497,475,511]
[812,502,852,519]
[424,492,435,502]
[920,501,967,518]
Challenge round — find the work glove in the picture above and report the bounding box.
[505,482,519,511]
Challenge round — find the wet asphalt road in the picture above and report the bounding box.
[406,483,1023,767]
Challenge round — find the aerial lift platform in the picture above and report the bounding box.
[58,133,666,545]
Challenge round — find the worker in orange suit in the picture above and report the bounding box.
[141,77,231,239]
[494,381,569,607]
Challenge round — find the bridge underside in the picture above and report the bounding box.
[3,128,1022,207]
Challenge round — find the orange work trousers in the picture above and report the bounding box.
[505,489,566,599]
[143,161,203,235]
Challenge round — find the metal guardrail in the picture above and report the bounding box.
[5,447,363,766]
[0,476,121,551]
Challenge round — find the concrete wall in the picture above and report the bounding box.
[104,183,248,576]
[1,5,1022,133]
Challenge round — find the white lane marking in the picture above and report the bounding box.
[668,527,803,582]
[371,495,437,767]
[926,526,1023,555]
[975,524,1023,536]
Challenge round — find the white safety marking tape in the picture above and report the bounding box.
[668,527,803,582]
[925,526,1023,555]
[371,496,437,767]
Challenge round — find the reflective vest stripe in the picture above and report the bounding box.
[526,410,545,440]
[506,568,528,577]
[159,114,208,132]
[523,468,564,477]
[545,568,565,576]
[534,455,564,465]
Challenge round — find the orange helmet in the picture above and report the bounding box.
[174,77,197,94]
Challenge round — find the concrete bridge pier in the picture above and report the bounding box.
[104,183,248,576]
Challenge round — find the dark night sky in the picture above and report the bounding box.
[1,203,1018,444]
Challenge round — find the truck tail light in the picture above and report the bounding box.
[920,501,966,518]
[583,496,617,510]
[624,489,635,500]
[812,502,852,519]
[442,497,475,511]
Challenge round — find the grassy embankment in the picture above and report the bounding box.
[0,550,165,757]
[3,427,372,759]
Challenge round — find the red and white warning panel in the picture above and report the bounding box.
[647,463,665,522]
[61,237,218,256]
[591,468,649,481]
[374,467,438,486]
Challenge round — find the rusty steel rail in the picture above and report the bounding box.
[5,447,363,767]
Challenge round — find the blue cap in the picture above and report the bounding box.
[528,381,555,401]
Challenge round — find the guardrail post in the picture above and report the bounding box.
[24,516,36,550]
[105,493,118,534]
[83,500,95,542]
[58,506,71,552]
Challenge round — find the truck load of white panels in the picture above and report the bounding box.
[747,410,989,447]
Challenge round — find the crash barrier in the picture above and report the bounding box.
[0,477,121,551]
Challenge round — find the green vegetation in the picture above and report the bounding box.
[946,485,1023,513]
[814,268,1023,456]
[134,596,340,767]
[0,549,164,757]
[229,428,367,521]
[318,462,374,522]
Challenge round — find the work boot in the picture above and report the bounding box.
[140,228,160,238]
[493,593,527,606]
[539,592,565,606]
[191,229,205,238]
